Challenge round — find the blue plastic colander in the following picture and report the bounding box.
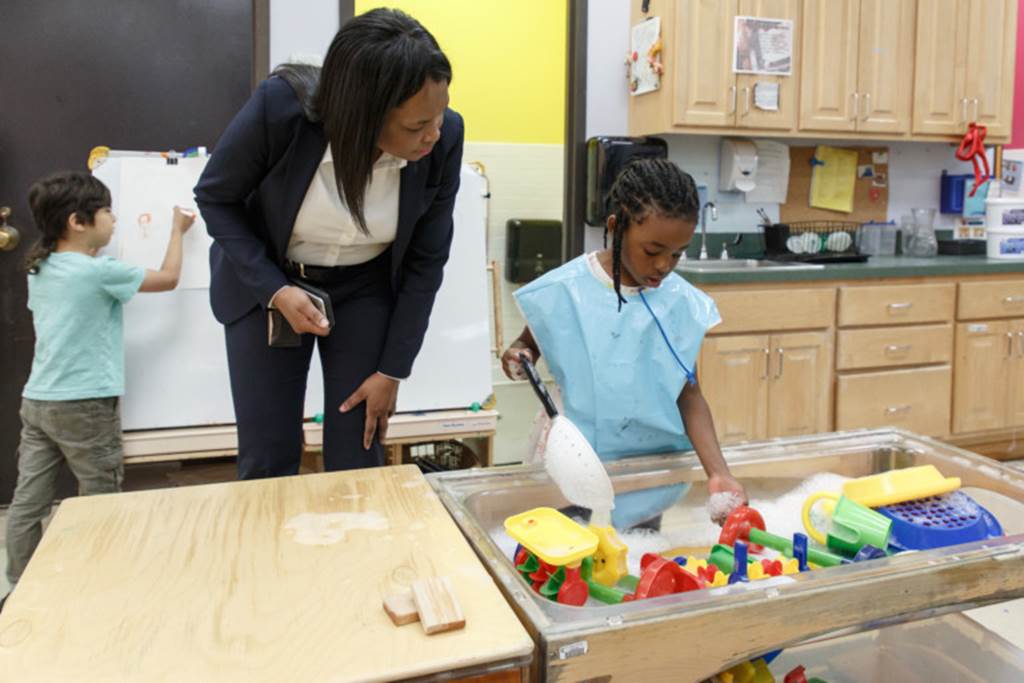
[877,490,1003,551]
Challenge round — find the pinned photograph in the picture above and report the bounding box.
[733,16,793,75]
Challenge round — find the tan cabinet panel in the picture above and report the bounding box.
[953,321,1012,433]
[837,365,952,436]
[768,331,833,437]
[856,0,915,133]
[913,0,967,134]
[963,0,1017,138]
[735,0,800,130]
[701,334,770,444]
[799,0,860,131]
[674,0,739,127]
[837,324,954,370]
[710,287,836,334]
[838,283,955,327]
[957,280,1024,320]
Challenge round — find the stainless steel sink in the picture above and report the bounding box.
[677,258,826,273]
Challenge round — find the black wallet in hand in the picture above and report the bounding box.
[267,280,335,348]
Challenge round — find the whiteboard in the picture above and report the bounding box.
[94,154,491,430]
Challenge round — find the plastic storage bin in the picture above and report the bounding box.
[858,221,898,256]
[770,613,1024,682]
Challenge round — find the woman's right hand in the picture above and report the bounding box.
[501,343,533,381]
[273,286,331,336]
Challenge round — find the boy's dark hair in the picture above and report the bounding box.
[26,171,111,273]
[604,158,700,309]
[295,8,451,235]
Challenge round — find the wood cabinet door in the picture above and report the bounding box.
[767,331,833,438]
[735,0,799,130]
[963,0,1017,138]
[913,0,968,134]
[1007,319,1024,428]
[700,334,770,444]
[674,0,739,127]
[856,0,915,134]
[953,321,1011,433]
[799,0,860,131]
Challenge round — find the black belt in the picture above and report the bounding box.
[283,260,352,285]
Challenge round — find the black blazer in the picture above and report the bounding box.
[195,76,465,378]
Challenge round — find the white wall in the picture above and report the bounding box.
[585,3,987,243]
[269,0,339,70]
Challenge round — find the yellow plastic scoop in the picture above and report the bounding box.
[840,465,961,508]
[504,507,599,567]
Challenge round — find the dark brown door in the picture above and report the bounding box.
[0,2,262,503]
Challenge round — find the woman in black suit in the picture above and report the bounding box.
[195,9,463,478]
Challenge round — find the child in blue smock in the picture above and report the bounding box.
[4,171,194,604]
[501,159,747,529]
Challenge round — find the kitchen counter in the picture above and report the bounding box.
[678,255,1024,285]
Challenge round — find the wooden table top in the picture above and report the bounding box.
[0,465,533,682]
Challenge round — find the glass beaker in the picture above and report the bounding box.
[908,208,938,257]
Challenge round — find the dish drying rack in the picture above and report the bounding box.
[762,219,868,263]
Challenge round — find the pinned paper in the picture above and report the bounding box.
[857,165,874,178]
[745,139,790,204]
[872,151,888,165]
[809,146,858,213]
[629,18,663,96]
[753,82,780,111]
[1003,160,1022,193]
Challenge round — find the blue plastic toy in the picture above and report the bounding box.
[878,490,1003,551]
[853,544,888,562]
[792,533,810,572]
[728,541,750,584]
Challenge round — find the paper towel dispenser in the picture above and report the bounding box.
[586,136,668,226]
[720,138,759,192]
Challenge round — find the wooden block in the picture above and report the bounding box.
[410,577,465,635]
[382,591,420,626]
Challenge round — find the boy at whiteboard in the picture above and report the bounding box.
[3,171,194,604]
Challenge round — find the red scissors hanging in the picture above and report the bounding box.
[955,122,990,197]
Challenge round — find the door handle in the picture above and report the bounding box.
[1018,331,1024,358]
[729,85,737,114]
[742,87,751,116]
[850,92,860,121]
[0,207,21,252]
[1008,332,1016,359]
[962,97,969,124]
[973,98,980,122]
[774,347,784,379]
[761,347,770,379]
[862,92,871,121]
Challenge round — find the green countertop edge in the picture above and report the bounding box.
[677,256,1024,285]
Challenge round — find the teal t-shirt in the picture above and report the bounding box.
[22,252,145,401]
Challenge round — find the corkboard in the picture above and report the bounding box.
[780,146,889,224]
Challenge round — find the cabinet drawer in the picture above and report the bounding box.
[836,365,952,436]
[709,288,836,334]
[838,283,955,326]
[957,280,1024,320]
[836,324,953,370]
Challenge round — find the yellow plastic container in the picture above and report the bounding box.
[504,507,599,567]
[840,465,961,507]
[589,525,628,586]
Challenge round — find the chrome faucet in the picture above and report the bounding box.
[699,202,718,260]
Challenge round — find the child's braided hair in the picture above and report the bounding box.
[604,158,700,309]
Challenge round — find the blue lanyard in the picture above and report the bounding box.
[638,289,698,386]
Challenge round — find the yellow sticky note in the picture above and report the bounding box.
[810,145,858,213]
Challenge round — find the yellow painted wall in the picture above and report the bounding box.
[354,0,566,144]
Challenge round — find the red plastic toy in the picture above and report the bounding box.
[719,505,766,553]
[784,664,808,683]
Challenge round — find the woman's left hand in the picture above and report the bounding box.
[707,473,749,524]
[340,372,399,450]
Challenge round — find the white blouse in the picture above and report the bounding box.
[286,146,407,266]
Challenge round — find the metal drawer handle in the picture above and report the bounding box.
[1004,296,1024,304]
[885,344,912,354]
[761,347,770,379]
[850,92,859,121]
[887,302,913,311]
[774,347,784,379]
[885,405,912,415]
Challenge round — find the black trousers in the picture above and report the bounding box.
[224,252,393,479]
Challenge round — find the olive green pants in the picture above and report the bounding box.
[5,397,124,589]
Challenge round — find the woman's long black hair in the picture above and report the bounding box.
[276,9,451,235]
[25,171,111,273]
[604,158,700,309]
